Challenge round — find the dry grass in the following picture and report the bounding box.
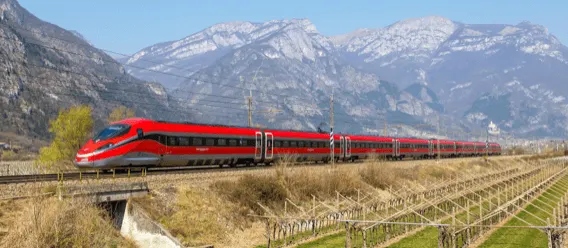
[0,197,135,248]
[135,186,254,248]
[128,155,536,248]
[209,156,526,220]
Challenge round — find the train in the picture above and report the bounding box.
[74,118,502,169]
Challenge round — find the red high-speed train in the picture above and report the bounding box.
[74,118,501,169]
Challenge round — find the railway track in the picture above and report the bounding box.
[0,155,508,185]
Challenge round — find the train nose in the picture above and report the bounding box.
[74,147,94,168]
[74,156,93,168]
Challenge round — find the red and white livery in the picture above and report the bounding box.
[75,118,502,169]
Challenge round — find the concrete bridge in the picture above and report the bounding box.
[56,182,185,248]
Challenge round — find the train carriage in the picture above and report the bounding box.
[343,135,394,161]
[474,142,487,156]
[435,140,456,158]
[395,138,430,160]
[265,129,337,163]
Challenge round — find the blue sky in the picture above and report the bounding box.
[19,0,567,55]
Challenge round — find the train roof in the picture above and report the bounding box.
[397,137,430,143]
[348,135,394,142]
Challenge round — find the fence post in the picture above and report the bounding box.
[266,219,271,248]
[345,222,352,248]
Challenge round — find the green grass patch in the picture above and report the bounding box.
[479,175,568,248]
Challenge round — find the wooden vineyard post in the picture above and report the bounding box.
[451,207,456,248]
[467,199,471,245]
[312,195,316,236]
[479,196,483,235]
[345,222,352,248]
[498,187,501,206]
[266,219,271,248]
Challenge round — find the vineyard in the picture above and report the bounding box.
[253,157,568,248]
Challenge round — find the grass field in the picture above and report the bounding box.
[478,173,568,247]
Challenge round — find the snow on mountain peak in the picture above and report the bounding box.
[335,16,458,62]
[388,16,456,33]
[205,21,258,35]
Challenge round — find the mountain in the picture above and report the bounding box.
[163,19,443,133]
[332,16,568,137]
[0,0,175,138]
[121,16,568,138]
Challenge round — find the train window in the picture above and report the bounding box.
[247,139,256,147]
[334,141,340,148]
[283,141,289,147]
[146,134,160,142]
[179,137,190,146]
[298,141,305,148]
[167,136,178,146]
[192,138,203,146]
[290,141,297,147]
[218,139,227,146]
[206,138,215,146]
[274,141,281,147]
[229,139,237,146]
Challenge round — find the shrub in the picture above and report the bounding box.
[0,150,17,161]
[217,174,288,215]
[359,162,397,189]
[37,105,93,168]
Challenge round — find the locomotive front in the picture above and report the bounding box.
[74,119,145,169]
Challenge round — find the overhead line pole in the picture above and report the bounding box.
[247,90,253,127]
[330,90,335,168]
[384,119,387,136]
[437,114,441,162]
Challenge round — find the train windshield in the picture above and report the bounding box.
[93,124,130,142]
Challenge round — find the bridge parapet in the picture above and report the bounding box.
[57,182,149,202]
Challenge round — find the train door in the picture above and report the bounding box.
[255,132,262,161]
[392,139,400,157]
[158,135,167,166]
[392,139,396,157]
[453,142,457,156]
[345,136,352,158]
[265,132,273,160]
[340,136,345,159]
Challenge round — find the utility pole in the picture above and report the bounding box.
[330,90,335,167]
[383,119,387,136]
[485,127,489,158]
[247,90,253,127]
[437,114,440,161]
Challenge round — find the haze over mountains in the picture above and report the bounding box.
[1,0,567,139]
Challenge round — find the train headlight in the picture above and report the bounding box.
[96,143,114,151]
